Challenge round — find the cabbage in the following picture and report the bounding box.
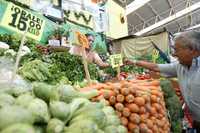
[69,107,107,129]
[15,93,34,108]
[70,101,104,117]
[0,93,15,108]
[49,101,70,121]
[104,126,119,133]
[67,98,90,121]
[117,125,128,133]
[58,85,98,103]
[102,106,115,116]
[1,123,35,133]
[46,118,65,133]
[0,106,34,130]
[97,129,105,133]
[34,125,46,133]
[33,82,59,102]
[66,120,99,133]
[6,87,30,97]
[106,115,121,126]
[28,98,50,123]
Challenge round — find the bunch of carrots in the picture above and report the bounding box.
[80,79,171,133]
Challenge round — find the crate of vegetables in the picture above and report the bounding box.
[82,80,171,133]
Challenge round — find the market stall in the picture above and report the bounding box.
[0,0,192,133]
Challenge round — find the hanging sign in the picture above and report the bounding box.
[75,31,89,48]
[109,54,123,68]
[0,3,45,41]
[152,49,159,63]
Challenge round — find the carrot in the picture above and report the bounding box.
[109,96,116,105]
[116,94,125,103]
[128,122,139,132]
[113,89,120,95]
[139,106,146,114]
[134,97,145,106]
[137,80,160,86]
[129,87,136,95]
[125,94,134,103]
[127,103,139,113]
[139,123,149,133]
[120,87,130,96]
[115,103,124,112]
[116,111,122,117]
[120,117,128,126]
[99,89,115,99]
[122,107,131,117]
[150,95,158,103]
[129,113,140,124]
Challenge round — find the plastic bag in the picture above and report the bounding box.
[0,57,32,96]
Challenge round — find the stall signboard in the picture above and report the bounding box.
[110,54,123,68]
[0,2,45,41]
[0,0,58,44]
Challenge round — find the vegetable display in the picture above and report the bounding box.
[0,82,126,133]
[84,79,171,133]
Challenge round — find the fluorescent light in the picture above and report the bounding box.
[126,0,151,15]
[134,1,200,36]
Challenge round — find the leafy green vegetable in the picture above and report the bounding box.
[1,123,35,133]
[47,52,100,84]
[19,60,51,82]
[46,118,65,133]
[28,98,50,124]
[166,95,183,122]
[0,106,34,130]
[160,79,175,98]
[160,79,183,133]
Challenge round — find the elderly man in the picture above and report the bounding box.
[125,31,200,131]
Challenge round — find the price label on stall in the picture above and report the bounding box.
[75,31,89,48]
[0,3,45,41]
[109,54,123,68]
[152,49,159,63]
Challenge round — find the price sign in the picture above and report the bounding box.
[0,3,45,41]
[110,54,123,68]
[75,31,89,48]
[152,49,159,63]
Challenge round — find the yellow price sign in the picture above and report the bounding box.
[110,54,123,68]
[75,31,89,48]
[0,3,45,41]
[152,49,159,63]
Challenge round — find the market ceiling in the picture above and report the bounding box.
[116,0,200,36]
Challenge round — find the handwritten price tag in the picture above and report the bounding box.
[152,49,159,63]
[110,54,123,68]
[0,3,45,41]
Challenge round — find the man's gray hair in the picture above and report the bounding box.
[175,31,200,51]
